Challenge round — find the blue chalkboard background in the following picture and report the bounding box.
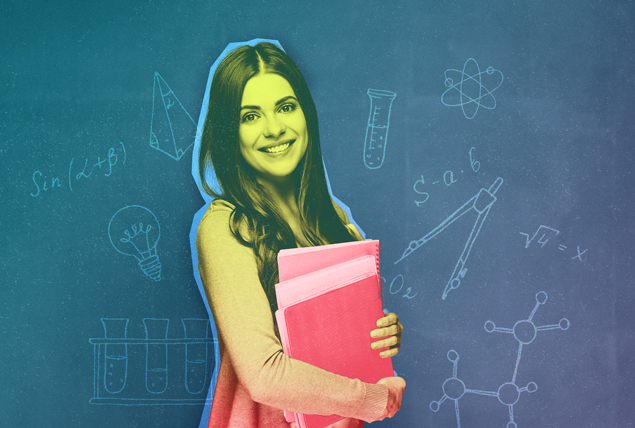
[2,1,634,427]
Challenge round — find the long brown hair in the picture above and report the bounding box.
[199,42,358,313]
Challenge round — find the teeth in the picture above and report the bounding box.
[264,142,291,153]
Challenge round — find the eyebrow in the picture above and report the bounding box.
[240,96,298,111]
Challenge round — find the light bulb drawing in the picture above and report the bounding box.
[108,205,162,281]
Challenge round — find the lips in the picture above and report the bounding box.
[259,140,295,154]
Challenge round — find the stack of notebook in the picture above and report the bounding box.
[275,240,394,428]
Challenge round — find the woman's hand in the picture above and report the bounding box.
[377,376,406,420]
[370,312,403,358]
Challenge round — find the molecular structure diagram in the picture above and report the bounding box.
[441,58,504,120]
[430,291,570,428]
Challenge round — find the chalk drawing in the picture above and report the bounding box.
[442,58,504,119]
[397,177,504,300]
[150,72,200,161]
[520,224,588,264]
[89,318,216,405]
[413,147,481,207]
[29,141,127,198]
[384,274,419,300]
[430,291,570,428]
[363,89,397,169]
[108,205,162,281]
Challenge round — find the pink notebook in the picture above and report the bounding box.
[277,240,380,283]
[275,255,378,309]
[275,253,393,428]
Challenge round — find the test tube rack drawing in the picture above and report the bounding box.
[89,318,217,405]
[395,177,503,300]
[430,291,570,428]
[363,89,397,169]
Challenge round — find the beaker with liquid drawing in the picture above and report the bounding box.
[181,318,211,395]
[363,89,397,169]
[101,318,129,394]
[143,318,169,394]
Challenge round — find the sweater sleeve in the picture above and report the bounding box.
[196,203,388,423]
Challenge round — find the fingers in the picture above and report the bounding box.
[371,333,402,358]
[371,335,399,349]
[372,313,404,357]
[378,346,400,358]
[370,321,404,341]
[376,312,399,328]
[370,323,402,339]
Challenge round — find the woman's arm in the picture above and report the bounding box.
[197,204,389,422]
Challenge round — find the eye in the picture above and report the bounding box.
[241,112,259,123]
[279,103,296,113]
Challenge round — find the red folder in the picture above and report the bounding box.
[275,242,392,428]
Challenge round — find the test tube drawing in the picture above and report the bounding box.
[101,318,129,394]
[182,318,211,394]
[363,89,397,169]
[143,318,169,394]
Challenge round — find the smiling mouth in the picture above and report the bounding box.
[260,140,294,154]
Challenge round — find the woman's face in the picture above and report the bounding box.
[238,72,308,185]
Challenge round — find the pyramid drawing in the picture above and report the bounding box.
[150,72,200,161]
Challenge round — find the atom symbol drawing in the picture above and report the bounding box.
[441,58,504,119]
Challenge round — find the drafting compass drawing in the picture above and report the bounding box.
[395,177,503,299]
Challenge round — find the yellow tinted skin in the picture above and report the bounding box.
[371,312,403,358]
[238,73,308,186]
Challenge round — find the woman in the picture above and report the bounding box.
[196,41,406,428]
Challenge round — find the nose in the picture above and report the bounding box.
[263,114,286,138]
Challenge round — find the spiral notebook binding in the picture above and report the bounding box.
[377,241,384,307]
